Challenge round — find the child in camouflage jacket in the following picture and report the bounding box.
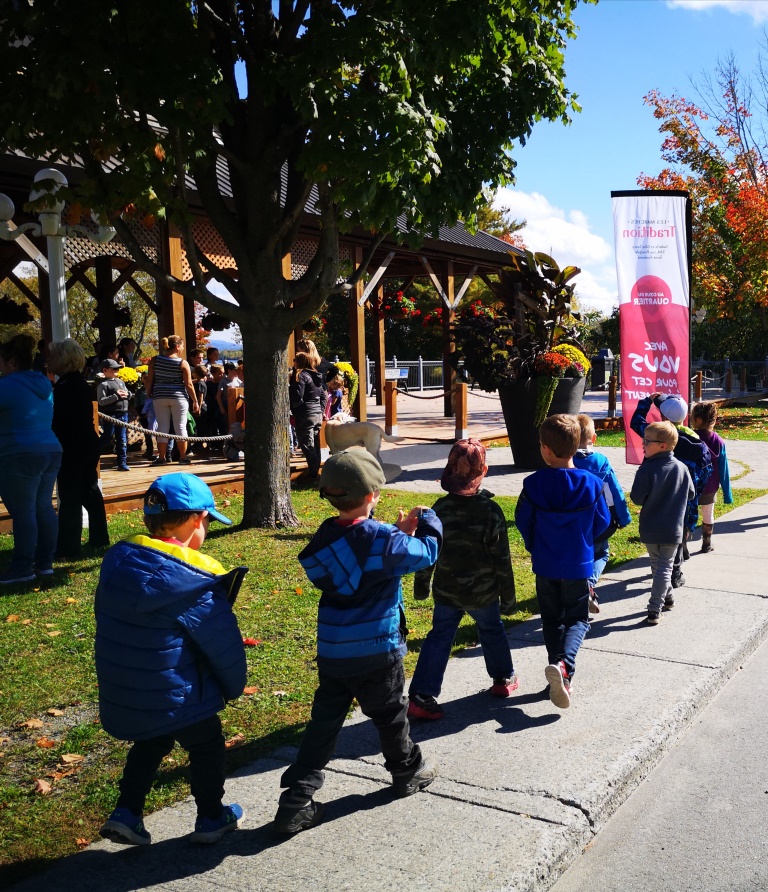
[407,439,517,720]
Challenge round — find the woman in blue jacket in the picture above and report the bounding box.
[0,334,62,583]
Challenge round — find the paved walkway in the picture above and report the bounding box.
[11,431,768,892]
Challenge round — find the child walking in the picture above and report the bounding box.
[275,449,443,834]
[630,422,695,625]
[573,414,632,614]
[515,415,611,709]
[691,401,733,553]
[407,438,517,720]
[96,473,247,845]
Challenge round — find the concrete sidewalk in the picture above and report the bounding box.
[12,456,768,892]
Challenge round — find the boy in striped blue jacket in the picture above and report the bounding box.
[274,448,443,835]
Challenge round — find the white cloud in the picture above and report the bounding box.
[667,0,768,24]
[493,187,618,316]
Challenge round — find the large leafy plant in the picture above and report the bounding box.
[452,250,586,392]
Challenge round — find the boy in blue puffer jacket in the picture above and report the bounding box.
[95,473,247,846]
[515,415,611,710]
[574,414,632,615]
[274,449,443,835]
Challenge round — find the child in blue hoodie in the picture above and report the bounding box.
[573,414,632,614]
[515,415,611,709]
[95,473,247,846]
[274,449,443,834]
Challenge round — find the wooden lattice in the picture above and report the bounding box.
[179,219,239,281]
[291,237,350,282]
[63,217,161,272]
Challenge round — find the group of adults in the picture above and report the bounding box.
[0,331,227,584]
[0,333,108,584]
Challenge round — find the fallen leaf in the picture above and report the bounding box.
[19,718,44,729]
[76,838,89,847]
[36,737,56,748]
[242,637,262,647]
[47,708,64,716]
[47,631,62,638]
[6,615,19,623]
[224,733,245,749]
[21,619,32,625]
[65,597,78,605]
[0,736,10,745]
[243,686,259,695]
[45,623,55,628]
[48,768,75,780]
[294,587,303,595]
[60,753,84,764]
[33,778,52,795]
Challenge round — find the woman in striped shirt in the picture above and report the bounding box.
[146,335,199,465]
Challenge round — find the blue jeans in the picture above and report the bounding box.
[589,538,611,588]
[409,601,514,698]
[0,451,61,573]
[536,577,590,678]
[100,412,128,466]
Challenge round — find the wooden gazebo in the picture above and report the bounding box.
[0,153,518,419]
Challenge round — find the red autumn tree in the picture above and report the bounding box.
[639,55,768,353]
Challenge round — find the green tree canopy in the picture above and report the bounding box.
[0,0,590,526]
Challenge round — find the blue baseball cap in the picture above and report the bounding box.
[144,473,232,525]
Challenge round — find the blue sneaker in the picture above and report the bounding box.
[99,808,151,846]
[192,803,243,844]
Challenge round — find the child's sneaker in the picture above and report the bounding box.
[588,586,600,614]
[663,592,675,611]
[544,661,571,710]
[490,675,519,697]
[671,572,685,589]
[99,807,151,846]
[192,803,243,843]
[647,609,661,625]
[391,760,439,798]
[407,692,444,720]
[273,800,324,835]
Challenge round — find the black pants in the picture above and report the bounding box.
[279,661,422,807]
[56,454,109,557]
[294,409,322,477]
[116,715,225,819]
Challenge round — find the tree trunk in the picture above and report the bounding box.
[239,316,298,528]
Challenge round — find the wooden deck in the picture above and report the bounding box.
[0,448,310,534]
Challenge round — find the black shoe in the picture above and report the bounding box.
[150,456,167,466]
[273,800,324,835]
[663,592,675,611]
[407,692,445,720]
[647,610,661,625]
[391,760,439,798]
[671,573,685,589]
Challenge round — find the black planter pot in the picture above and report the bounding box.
[498,377,587,469]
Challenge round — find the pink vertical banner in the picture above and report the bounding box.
[611,191,691,464]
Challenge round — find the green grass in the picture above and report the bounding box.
[593,406,768,447]
[0,483,764,882]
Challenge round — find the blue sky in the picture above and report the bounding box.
[494,0,768,316]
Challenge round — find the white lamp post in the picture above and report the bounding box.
[0,167,116,341]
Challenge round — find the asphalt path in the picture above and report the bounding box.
[550,634,768,892]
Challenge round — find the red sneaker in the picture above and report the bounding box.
[544,661,572,710]
[490,675,520,698]
[407,693,444,720]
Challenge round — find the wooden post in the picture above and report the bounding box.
[725,367,733,396]
[740,366,747,393]
[374,284,386,405]
[158,222,188,341]
[350,246,367,421]
[442,260,455,418]
[384,379,398,436]
[227,386,245,428]
[608,376,617,418]
[694,370,703,401]
[454,381,468,440]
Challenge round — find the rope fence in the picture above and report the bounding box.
[97,412,233,444]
